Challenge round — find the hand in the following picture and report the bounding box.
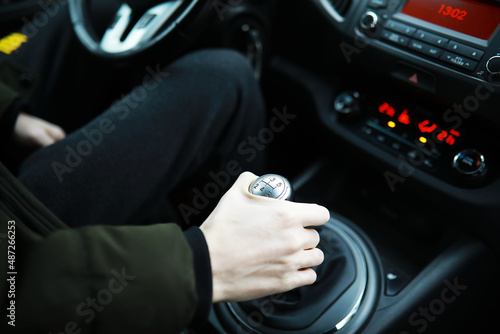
[200,172,330,303]
[14,112,66,148]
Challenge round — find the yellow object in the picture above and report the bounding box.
[419,136,427,143]
[0,33,28,55]
[387,121,396,128]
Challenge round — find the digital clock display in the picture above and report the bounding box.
[401,0,500,40]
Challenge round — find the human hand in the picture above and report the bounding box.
[14,112,66,148]
[200,172,330,303]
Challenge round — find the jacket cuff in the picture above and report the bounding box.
[183,226,213,329]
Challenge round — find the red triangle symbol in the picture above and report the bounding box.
[409,73,419,84]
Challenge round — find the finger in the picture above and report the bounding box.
[36,117,66,142]
[45,125,66,142]
[301,227,320,250]
[32,131,56,147]
[287,202,330,227]
[296,247,324,269]
[298,268,318,286]
[284,268,318,290]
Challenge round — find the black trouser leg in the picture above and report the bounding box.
[18,49,266,228]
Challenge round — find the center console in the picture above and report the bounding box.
[309,0,500,197]
[206,0,500,333]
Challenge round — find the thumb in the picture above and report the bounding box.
[233,171,259,194]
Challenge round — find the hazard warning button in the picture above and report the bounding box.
[391,63,436,93]
[408,73,418,84]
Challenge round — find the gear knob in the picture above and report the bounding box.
[249,174,293,200]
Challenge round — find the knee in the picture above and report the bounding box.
[173,48,256,85]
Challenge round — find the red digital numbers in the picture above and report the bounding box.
[438,4,467,20]
[378,102,396,117]
[417,120,461,146]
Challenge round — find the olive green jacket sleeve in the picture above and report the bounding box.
[0,79,19,116]
[0,161,200,333]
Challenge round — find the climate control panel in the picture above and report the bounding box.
[333,89,492,186]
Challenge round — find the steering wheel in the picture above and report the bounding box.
[68,0,208,58]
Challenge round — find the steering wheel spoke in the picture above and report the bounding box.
[101,1,183,54]
[69,0,204,57]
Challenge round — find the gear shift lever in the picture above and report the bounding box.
[215,174,380,333]
[249,174,292,200]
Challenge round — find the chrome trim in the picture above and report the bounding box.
[452,149,486,176]
[360,11,378,30]
[335,293,363,330]
[101,1,183,53]
[327,217,368,332]
[486,56,500,75]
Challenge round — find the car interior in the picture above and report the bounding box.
[1,0,500,333]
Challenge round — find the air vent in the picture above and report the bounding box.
[327,0,352,16]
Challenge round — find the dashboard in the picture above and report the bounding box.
[301,0,500,226]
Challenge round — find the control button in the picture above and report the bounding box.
[385,20,416,36]
[369,0,387,8]
[424,159,435,168]
[391,142,402,151]
[378,10,391,21]
[440,52,478,71]
[391,63,436,93]
[452,149,486,178]
[384,264,411,296]
[381,29,410,47]
[409,40,442,58]
[486,56,500,75]
[334,91,361,115]
[360,11,379,30]
[446,41,484,61]
[407,150,423,161]
[414,30,449,47]
[361,126,373,135]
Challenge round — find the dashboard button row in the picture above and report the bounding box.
[414,30,448,47]
[360,123,437,170]
[382,20,483,72]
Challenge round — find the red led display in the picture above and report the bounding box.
[379,102,396,117]
[401,0,500,40]
[418,120,437,133]
[437,130,449,141]
[377,102,461,146]
[398,109,410,124]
